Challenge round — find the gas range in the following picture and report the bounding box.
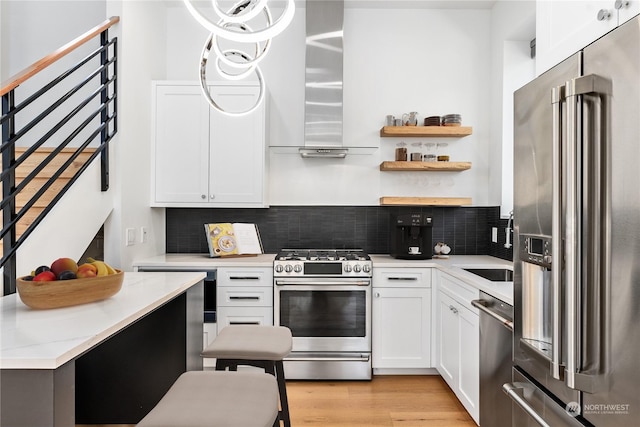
[273,249,372,277]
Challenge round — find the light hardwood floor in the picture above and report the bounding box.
[286,375,477,427]
[77,375,476,427]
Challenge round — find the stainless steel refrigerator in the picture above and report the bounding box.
[507,15,640,427]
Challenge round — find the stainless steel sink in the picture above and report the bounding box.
[462,268,513,282]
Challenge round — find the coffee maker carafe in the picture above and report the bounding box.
[390,213,433,260]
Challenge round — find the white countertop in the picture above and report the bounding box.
[133,253,513,305]
[0,271,205,370]
[133,253,276,269]
[370,254,513,305]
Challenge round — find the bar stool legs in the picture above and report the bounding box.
[215,358,291,427]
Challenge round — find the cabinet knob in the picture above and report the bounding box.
[210,194,215,200]
[201,194,206,199]
[597,9,612,20]
[375,292,381,298]
[615,0,629,10]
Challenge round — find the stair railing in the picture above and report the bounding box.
[0,16,119,294]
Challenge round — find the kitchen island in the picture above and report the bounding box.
[0,271,205,427]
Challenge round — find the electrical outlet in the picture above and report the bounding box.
[126,228,136,246]
[491,227,498,243]
[140,227,148,243]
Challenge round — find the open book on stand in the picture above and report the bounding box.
[204,223,264,258]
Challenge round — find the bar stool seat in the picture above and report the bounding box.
[202,325,293,427]
[137,371,278,427]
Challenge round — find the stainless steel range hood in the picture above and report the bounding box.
[299,0,346,158]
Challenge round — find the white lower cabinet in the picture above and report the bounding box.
[203,322,218,369]
[436,271,480,425]
[216,267,274,334]
[372,268,432,370]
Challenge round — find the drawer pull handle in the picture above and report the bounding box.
[229,296,261,300]
[229,321,261,325]
[449,305,458,314]
[387,277,418,281]
[229,276,261,280]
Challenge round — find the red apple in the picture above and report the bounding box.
[50,257,79,278]
[33,271,56,281]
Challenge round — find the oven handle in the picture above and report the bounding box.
[285,355,370,362]
[275,279,371,286]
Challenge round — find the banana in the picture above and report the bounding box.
[88,258,117,276]
[93,261,109,276]
[104,262,117,275]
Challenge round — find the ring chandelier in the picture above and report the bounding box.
[183,0,295,116]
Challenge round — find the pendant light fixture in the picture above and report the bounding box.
[183,0,295,116]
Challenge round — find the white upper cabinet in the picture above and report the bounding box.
[618,0,640,24]
[536,0,638,75]
[151,81,267,207]
[152,84,210,204]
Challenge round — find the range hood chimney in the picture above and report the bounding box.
[299,0,346,158]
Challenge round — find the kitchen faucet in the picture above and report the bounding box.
[504,210,513,249]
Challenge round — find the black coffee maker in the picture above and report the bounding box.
[389,213,433,260]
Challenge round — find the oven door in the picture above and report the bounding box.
[274,277,371,353]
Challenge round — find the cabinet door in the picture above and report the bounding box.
[457,305,480,424]
[618,0,640,25]
[436,291,459,389]
[203,322,218,368]
[536,0,616,75]
[208,85,266,205]
[372,287,431,369]
[153,84,209,204]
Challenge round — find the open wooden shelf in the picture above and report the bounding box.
[380,126,472,138]
[380,197,472,206]
[380,161,471,172]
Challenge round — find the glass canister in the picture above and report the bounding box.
[395,141,407,161]
[437,142,450,161]
[423,142,436,162]
[410,142,423,161]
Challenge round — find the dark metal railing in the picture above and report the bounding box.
[0,16,119,294]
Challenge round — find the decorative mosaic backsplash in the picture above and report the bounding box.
[166,206,513,261]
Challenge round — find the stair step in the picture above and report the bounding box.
[1,147,96,256]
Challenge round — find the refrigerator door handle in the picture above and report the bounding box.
[564,73,612,391]
[503,382,552,427]
[550,85,564,381]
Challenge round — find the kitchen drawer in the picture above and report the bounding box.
[217,286,273,307]
[373,268,432,288]
[217,306,273,332]
[217,267,273,287]
[439,271,480,309]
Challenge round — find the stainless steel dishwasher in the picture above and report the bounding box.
[472,292,513,427]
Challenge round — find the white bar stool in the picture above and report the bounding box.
[202,325,293,427]
[137,371,278,427]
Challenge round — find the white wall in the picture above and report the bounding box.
[488,0,536,217]
[104,0,168,271]
[163,2,494,205]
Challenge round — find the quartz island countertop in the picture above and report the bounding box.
[0,271,205,370]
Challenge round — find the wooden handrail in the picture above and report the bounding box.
[0,16,120,97]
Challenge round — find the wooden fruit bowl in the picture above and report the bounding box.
[16,270,124,309]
